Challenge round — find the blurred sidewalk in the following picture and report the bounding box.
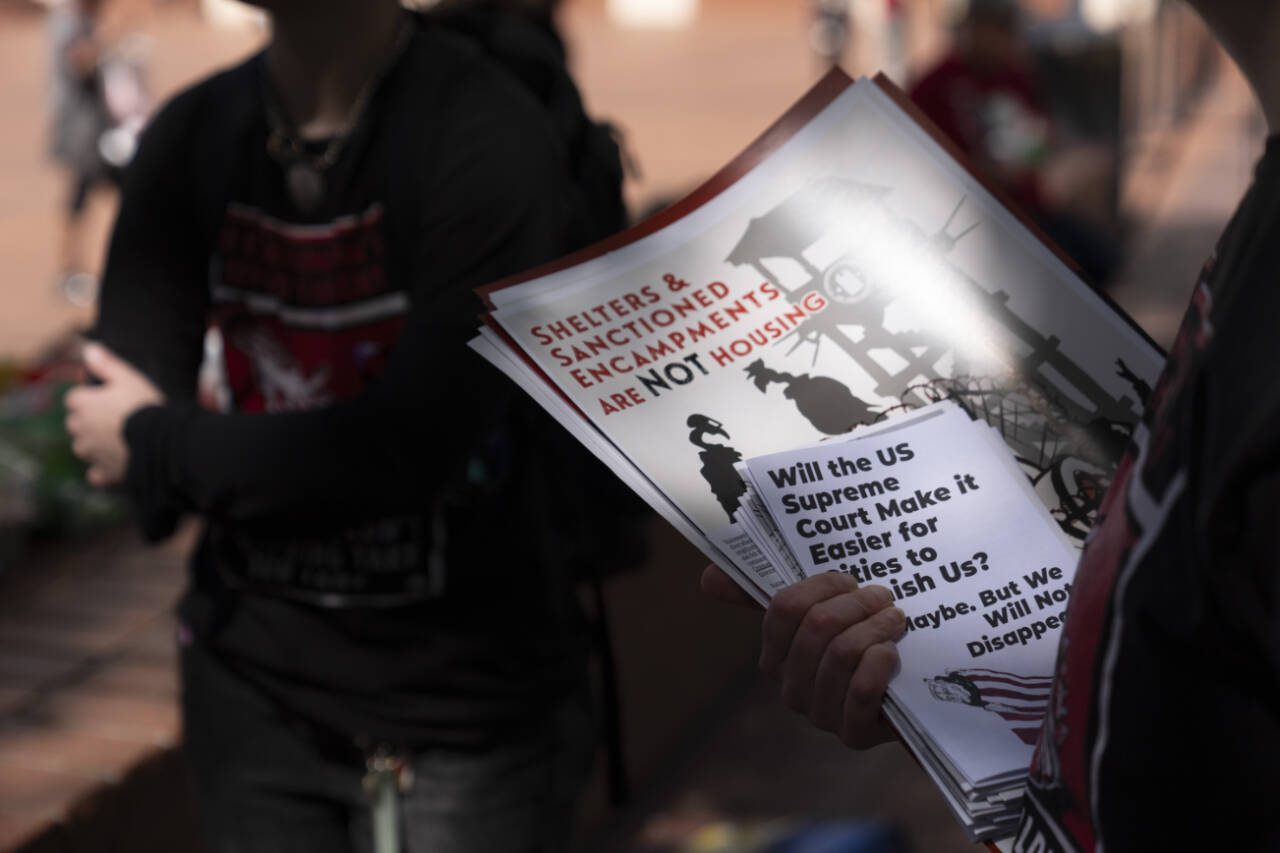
[586,673,978,853]
[0,526,194,851]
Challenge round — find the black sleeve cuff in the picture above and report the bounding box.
[123,404,192,542]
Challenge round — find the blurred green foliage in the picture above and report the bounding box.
[0,357,127,571]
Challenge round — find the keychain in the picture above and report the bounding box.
[363,747,414,853]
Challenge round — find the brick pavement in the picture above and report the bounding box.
[0,526,193,852]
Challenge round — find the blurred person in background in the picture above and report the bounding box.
[62,0,630,850]
[810,0,853,68]
[705,0,1280,849]
[909,0,1120,285]
[48,0,117,306]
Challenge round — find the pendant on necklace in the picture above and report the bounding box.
[286,162,326,214]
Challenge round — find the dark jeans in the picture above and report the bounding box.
[180,642,596,853]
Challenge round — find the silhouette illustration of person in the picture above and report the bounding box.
[687,414,747,522]
[744,358,875,434]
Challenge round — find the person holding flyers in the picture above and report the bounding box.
[704,1,1280,849]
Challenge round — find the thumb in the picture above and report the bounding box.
[83,342,133,383]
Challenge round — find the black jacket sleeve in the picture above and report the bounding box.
[92,86,215,539]
[114,78,573,538]
[94,89,210,403]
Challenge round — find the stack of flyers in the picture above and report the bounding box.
[468,70,1163,844]
[736,402,1079,841]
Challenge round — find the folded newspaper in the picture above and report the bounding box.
[469,70,1163,842]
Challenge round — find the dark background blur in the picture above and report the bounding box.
[0,1,1264,852]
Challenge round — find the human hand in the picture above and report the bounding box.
[759,571,904,748]
[65,343,163,488]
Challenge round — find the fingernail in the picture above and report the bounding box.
[83,343,102,364]
[889,607,907,638]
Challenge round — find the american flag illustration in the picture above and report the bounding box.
[926,668,1053,745]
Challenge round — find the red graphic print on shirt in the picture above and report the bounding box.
[210,203,406,413]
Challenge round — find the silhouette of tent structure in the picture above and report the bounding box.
[726,177,890,271]
[724,176,1142,480]
[726,177,950,402]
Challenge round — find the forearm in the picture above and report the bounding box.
[122,340,510,532]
